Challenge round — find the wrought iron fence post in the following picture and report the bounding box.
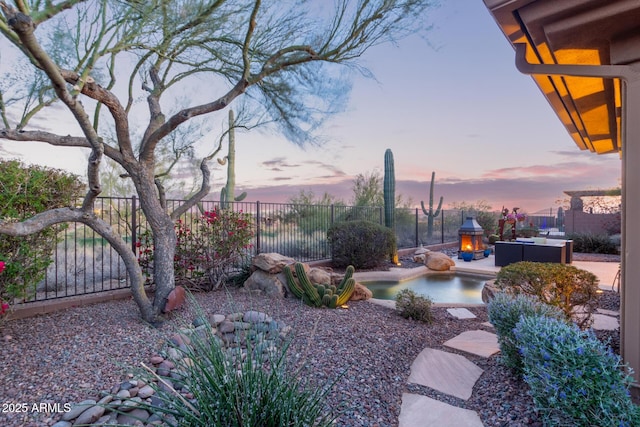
[415,208,419,247]
[131,195,137,255]
[255,200,261,255]
[442,209,446,244]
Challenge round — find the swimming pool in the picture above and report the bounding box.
[363,272,494,304]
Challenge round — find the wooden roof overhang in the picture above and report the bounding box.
[484,0,640,155]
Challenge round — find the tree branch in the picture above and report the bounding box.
[59,69,133,157]
[4,6,104,210]
[0,206,152,319]
[0,128,123,163]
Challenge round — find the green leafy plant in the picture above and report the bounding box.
[0,160,84,302]
[514,315,640,426]
[487,292,565,374]
[395,289,433,323]
[327,220,396,269]
[494,262,600,329]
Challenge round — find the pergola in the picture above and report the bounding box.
[483,0,640,395]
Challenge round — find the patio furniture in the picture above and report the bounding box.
[494,239,570,267]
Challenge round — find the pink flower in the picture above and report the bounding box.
[0,261,5,274]
[0,302,9,315]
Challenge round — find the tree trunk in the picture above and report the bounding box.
[133,171,177,321]
[149,214,177,318]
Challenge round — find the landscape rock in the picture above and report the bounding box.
[138,385,155,399]
[251,253,296,274]
[413,254,426,263]
[244,310,272,323]
[481,280,500,304]
[163,285,186,312]
[243,270,287,298]
[308,268,331,286]
[208,313,226,325]
[117,408,150,425]
[62,400,97,421]
[425,252,455,271]
[350,282,373,301]
[72,404,105,426]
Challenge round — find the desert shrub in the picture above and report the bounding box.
[395,289,433,323]
[567,232,619,254]
[514,315,640,426]
[327,220,396,269]
[0,160,84,303]
[487,293,565,374]
[494,262,600,329]
[137,304,341,426]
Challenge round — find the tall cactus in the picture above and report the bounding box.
[383,149,395,230]
[218,109,247,208]
[383,149,399,264]
[420,171,443,238]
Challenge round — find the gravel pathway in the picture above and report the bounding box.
[0,270,620,427]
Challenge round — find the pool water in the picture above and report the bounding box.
[364,273,493,304]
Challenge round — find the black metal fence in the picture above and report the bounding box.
[19,197,471,304]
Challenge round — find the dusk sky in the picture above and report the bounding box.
[1,0,621,214]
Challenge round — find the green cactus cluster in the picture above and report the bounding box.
[284,263,356,308]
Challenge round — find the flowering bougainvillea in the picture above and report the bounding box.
[138,207,254,289]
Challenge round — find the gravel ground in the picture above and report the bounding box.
[0,256,621,427]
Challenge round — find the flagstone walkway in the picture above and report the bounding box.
[397,306,620,426]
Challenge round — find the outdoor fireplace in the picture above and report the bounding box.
[458,216,485,260]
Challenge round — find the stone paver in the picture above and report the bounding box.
[591,314,619,331]
[447,308,477,319]
[481,321,494,328]
[597,308,619,317]
[408,348,483,400]
[398,393,484,427]
[444,330,500,358]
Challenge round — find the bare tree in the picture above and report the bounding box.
[0,0,436,324]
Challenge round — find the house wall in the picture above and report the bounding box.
[564,210,619,235]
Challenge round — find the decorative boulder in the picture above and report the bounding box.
[308,268,332,286]
[163,285,186,312]
[350,282,373,301]
[243,270,287,298]
[481,280,500,304]
[414,246,430,255]
[425,252,455,271]
[251,253,296,274]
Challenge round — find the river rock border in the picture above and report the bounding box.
[52,310,291,427]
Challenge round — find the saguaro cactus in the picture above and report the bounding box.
[383,149,395,230]
[421,171,443,238]
[218,109,247,208]
[383,149,398,263]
